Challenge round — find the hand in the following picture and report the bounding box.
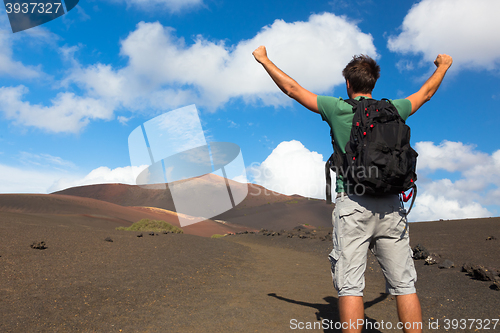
[434,54,453,68]
[252,45,268,64]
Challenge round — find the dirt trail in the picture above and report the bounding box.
[223,237,337,331]
[204,236,398,333]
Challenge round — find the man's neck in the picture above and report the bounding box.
[350,92,372,99]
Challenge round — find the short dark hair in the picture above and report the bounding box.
[342,55,380,94]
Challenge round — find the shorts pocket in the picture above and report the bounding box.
[407,246,417,282]
[391,206,409,239]
[328,249,342,291]
[338,206,365,219]
[336,205,366,239]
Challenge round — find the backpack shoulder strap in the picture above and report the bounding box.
[344,98,358,107]
[344,98,362,109]
[325,97,359,204]
[325,154,334,204]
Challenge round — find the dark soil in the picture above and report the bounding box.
[1,212,499,332]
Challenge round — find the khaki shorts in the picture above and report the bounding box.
[328,193,417,297]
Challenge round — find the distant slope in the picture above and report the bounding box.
[53,176,334,232]
[53,176,296,211]
[213,198,334,231]
[0,194,252,237]
[53,183,177,211]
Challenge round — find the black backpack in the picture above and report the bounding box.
[325,97,417,212]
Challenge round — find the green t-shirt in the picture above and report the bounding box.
[317,95,412,193]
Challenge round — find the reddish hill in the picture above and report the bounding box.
[53,176,295,211]
[0,194,252,237]
[52,177,334,231]
[212,198,334,231]
[53,183,177,211]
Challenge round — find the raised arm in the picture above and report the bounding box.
[406,54,453,116]
[253,46,319,113]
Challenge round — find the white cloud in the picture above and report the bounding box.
[62,63,127,102]
[388,0,500,70]
[416,141,500,194]
[0,85,115,133]
[48,165,147,193]
[410,191,492,222]
[0,164,65,194]
[249,140,327,198]
[0,161,147,194]
[1,13,377,133]
[108,0,204,13]
[395,59,414,72]
[0,13,58,78]
[411,140,500,221]
[0,27,42,79]
[117,116,131,125]
[0,25,86,132]
[66,13,377,112]
[16,151,77,169]
[415,140,489,173]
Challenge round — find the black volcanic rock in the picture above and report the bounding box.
[462,263,496,281]
[30,241,47,250]
[412,244,429,260]
[492,278,500,291]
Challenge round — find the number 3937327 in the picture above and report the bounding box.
[3,0,79,33]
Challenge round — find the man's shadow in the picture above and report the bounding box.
[268,292,387,332]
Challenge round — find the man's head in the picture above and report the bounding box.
[342,55,380,96]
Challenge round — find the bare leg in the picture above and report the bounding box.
[338,296,364,333]
[396,293,423,333]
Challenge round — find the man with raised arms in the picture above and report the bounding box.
[253,45,452,333]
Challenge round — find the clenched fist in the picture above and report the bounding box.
[253,45,268,64]
[434,54,453,68]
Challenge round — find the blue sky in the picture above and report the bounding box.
[1,0,500,222]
